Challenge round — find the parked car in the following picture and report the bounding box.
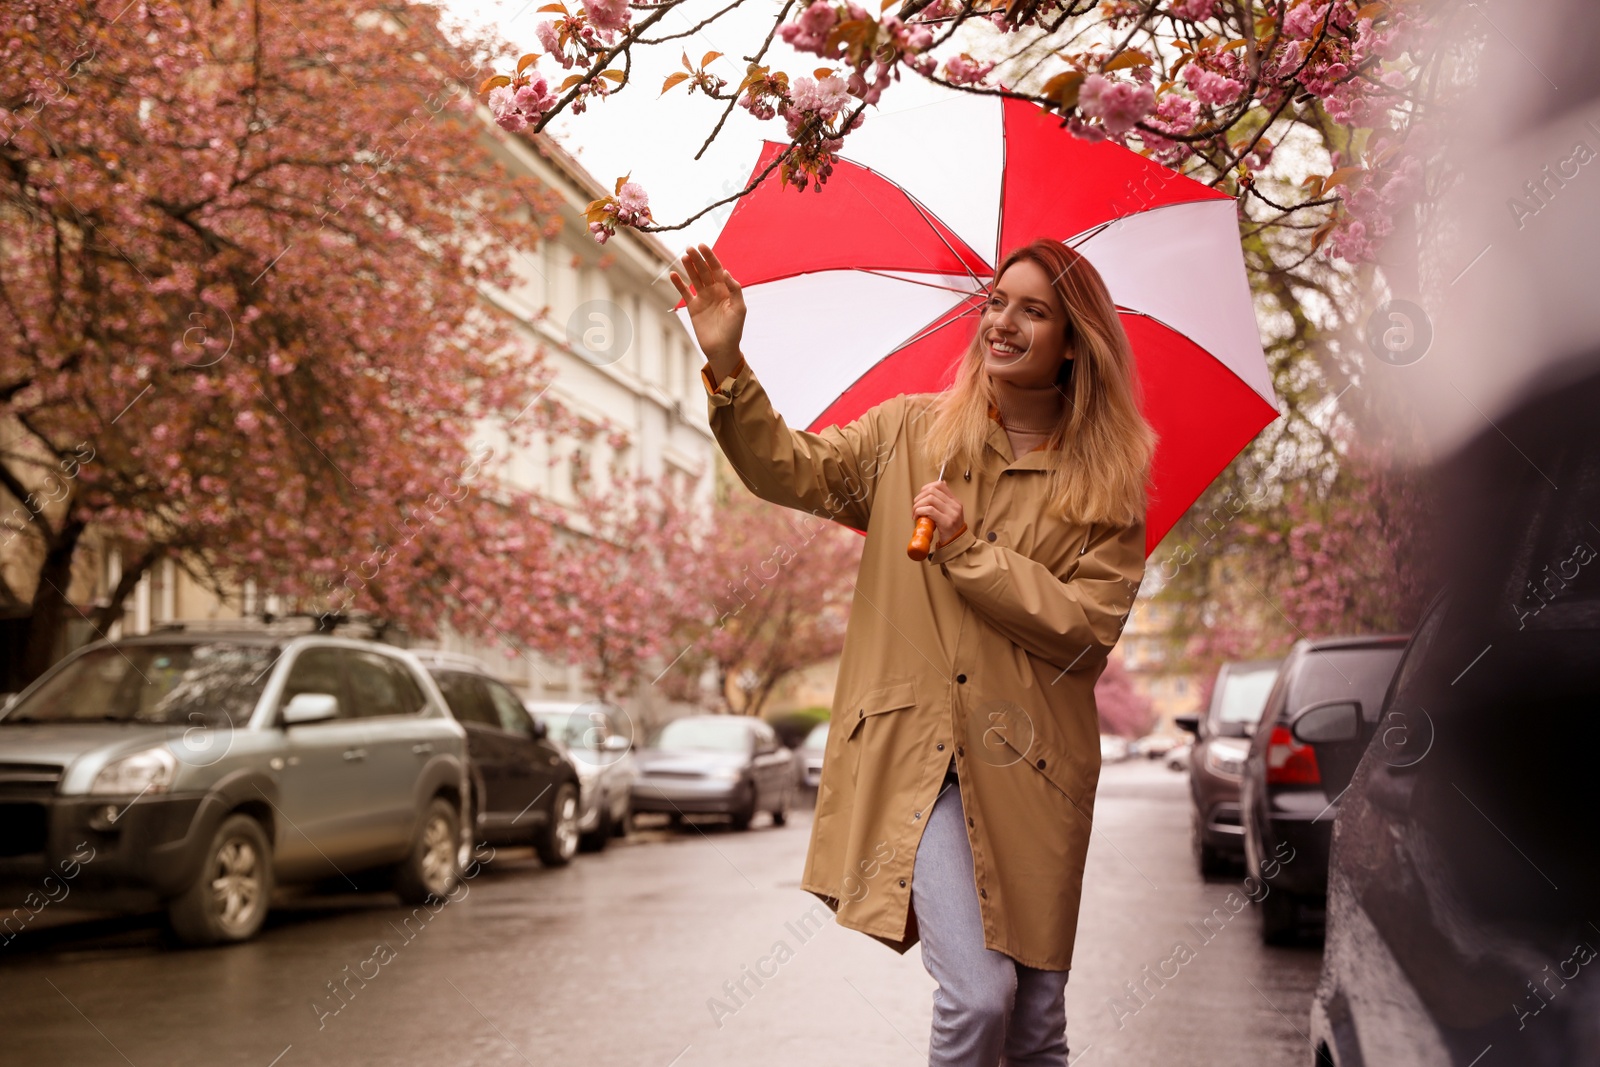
[1240,635,1407,944]
[1165,741,1192,772]
[1099,734,1131,763]
[797,721,828,791]
[1176,658,1282,877]
[525,700,637,852]
[632,715,794,830]
[1131,733,1181,760]
[1311,371,1600,1064]
[410,652,582,868]
[0,630,469,945]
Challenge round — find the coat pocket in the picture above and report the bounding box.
[1005,732,1093,811]
[844,679,917,742]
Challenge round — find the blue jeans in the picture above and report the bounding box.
[912,776,1072,1067]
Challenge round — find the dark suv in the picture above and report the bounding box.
[411,651,582,868]
[1240,634,1407,943]
[0,630,469,945]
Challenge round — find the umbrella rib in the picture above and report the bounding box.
[904,196,990,291]
[837,164,990,288]
[854,269,986,297]
[892,292,988,353]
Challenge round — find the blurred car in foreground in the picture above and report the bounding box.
[412,652,582,868]
[798,721,828,790]
[0,630,469,945]
[1311,370,1600,1065]
[526,700,637,852]
[1241,635,1407,944]
[632,715,794,830]
[1177,657,1282,877]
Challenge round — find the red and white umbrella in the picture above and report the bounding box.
[675,94,1279,555]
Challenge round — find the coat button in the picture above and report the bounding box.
[936,743,945,751]
[978,888,987,899]
[986,531,997,542]
[963,469,971,481]
[956,673,967,684]
[967,816,974,828]
[956,746,964,757]
[1036,758,1047,769]
[859,709,864,718]
[899,879,907,888]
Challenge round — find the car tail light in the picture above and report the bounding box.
[1264,724,1321,785]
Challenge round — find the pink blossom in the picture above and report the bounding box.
[1168,0,1214,19]
[739,91,776,121]
[535,21,571,68]
[489,76,559,132]
[1284,2,1330,40]
[582,0,630,36]
[944,54,994,87]
[1183,65,1244,106]
[1077,73,1155,139]
[783,73,852,134]
[615,181,650,224]
[1137,94,1201,159]
[779,0,838,55]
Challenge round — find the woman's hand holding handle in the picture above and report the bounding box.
[911,480,964,559]
[669,243,746,380]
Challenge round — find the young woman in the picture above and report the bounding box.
[671,236,1155,1066]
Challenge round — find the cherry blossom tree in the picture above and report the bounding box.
[689,486,863,716]
[480,0,1442,265]
[1095,651,1155,737]
[533,471,707,701]
[0,0,574,683]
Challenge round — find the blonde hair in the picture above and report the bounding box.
[922,238,1157,527]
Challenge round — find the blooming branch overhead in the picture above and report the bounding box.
[480,0,1438,264]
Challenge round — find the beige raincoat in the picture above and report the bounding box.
[703,356,1147,971]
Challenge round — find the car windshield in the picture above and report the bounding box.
[654,719,750,753]
[1214,668,1278,727]
[534,711,605,750]
[3,643,278,727]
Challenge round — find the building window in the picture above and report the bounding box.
[569,445,592,495]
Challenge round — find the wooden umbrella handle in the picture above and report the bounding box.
[907,516,936,561]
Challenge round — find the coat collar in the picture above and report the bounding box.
[986,402,1059,470]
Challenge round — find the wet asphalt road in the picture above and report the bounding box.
[0,758,1321,1067]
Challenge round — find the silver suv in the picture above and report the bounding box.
[0,628,469,946]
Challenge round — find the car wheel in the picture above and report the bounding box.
[612,797,631,838]
[579,792,612,853]
[394,797,462,905]
[167,813,274,946]
[1198,841,1230,878]
[1259,885,1299,945]
[534,782,580,867]
[729,784,756,832]
[771,786,789,827]
[1192,812,1228,878]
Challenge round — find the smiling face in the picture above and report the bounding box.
[980,259,1074,388]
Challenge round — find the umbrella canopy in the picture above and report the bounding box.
[675,94,1279,555]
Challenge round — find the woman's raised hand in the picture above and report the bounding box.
[669,243,746,379]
